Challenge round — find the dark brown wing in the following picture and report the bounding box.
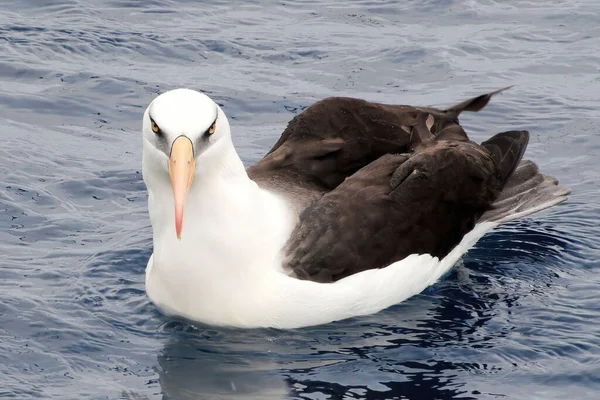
[283,131,530,283]
[247,89,510,203]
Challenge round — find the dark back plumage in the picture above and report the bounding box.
[247,88,569,283]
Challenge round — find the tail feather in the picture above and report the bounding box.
[479,161,570,223]
[442,88,572,225]
[495,160,541,199]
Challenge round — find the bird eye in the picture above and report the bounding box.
[151,119,160,134]
[207,121,216,135]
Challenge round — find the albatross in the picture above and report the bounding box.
[142,88,570,329]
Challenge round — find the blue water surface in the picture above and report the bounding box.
[1,1,599,399]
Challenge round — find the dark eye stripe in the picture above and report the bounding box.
[150,118,163,136]
[205,116,217,136]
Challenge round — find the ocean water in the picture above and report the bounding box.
[1,0,599,398]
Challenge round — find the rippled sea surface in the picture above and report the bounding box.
[1,1,600,398]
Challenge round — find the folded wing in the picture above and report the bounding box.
[246,89,569,283]
[247,89,509,207]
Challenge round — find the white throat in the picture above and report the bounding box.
[142,134,296,325]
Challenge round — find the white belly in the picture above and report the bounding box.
[145,221,498,329]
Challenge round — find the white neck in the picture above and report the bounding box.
[144,134,293,250]
[193,134,248,184]
[143,135,296,324]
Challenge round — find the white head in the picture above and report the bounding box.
[142,88,233,239]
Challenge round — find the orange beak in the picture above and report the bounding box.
[168,136,195,239]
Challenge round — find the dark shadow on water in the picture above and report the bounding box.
[156,325,291,399]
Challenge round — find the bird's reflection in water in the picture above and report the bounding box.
[154,221,571,400]
[157,325,291,399]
